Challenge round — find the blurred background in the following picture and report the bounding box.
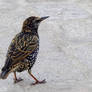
[0,0,92,92]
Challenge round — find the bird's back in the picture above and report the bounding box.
[2,32,39,72]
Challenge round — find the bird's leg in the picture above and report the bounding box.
[28,70,46,85]
[13,72,23,83]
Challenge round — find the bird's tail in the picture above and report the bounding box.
[0,58,12,79]
[0,69,9,79]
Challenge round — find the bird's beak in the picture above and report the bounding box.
[37,16,49,22]
[40,16,49,21]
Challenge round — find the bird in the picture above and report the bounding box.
[0,16,49,85]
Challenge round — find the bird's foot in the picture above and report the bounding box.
[31,79,46,85]
[14,77,23,83]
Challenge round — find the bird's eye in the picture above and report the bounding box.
[36,20,40,23]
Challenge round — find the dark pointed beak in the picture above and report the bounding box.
[38,16,49,22]
[40,16,49,21]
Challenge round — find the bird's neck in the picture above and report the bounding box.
[22,27,39,36]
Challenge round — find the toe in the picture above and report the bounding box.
[14,78,23,83]
[31,79,46,85]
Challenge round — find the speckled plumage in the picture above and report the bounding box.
[0,16,49,84]
[7,32,39,72]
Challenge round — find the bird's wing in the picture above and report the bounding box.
[7,33,38,63]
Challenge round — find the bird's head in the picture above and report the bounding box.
[22,16,49,33]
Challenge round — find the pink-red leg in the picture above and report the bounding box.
[13,72,23,83]
[28,70,46,85]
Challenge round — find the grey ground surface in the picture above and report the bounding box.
[0,0,92,92]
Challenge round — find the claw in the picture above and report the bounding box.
[31,79,46,85]
[14,77,23,83]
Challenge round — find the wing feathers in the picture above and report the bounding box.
[7,33,38,63]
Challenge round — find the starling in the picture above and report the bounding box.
[0,16,49,85]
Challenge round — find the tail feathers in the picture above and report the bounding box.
[0,58,12,79]
[0,70,8,79]
[2,58,12,71]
